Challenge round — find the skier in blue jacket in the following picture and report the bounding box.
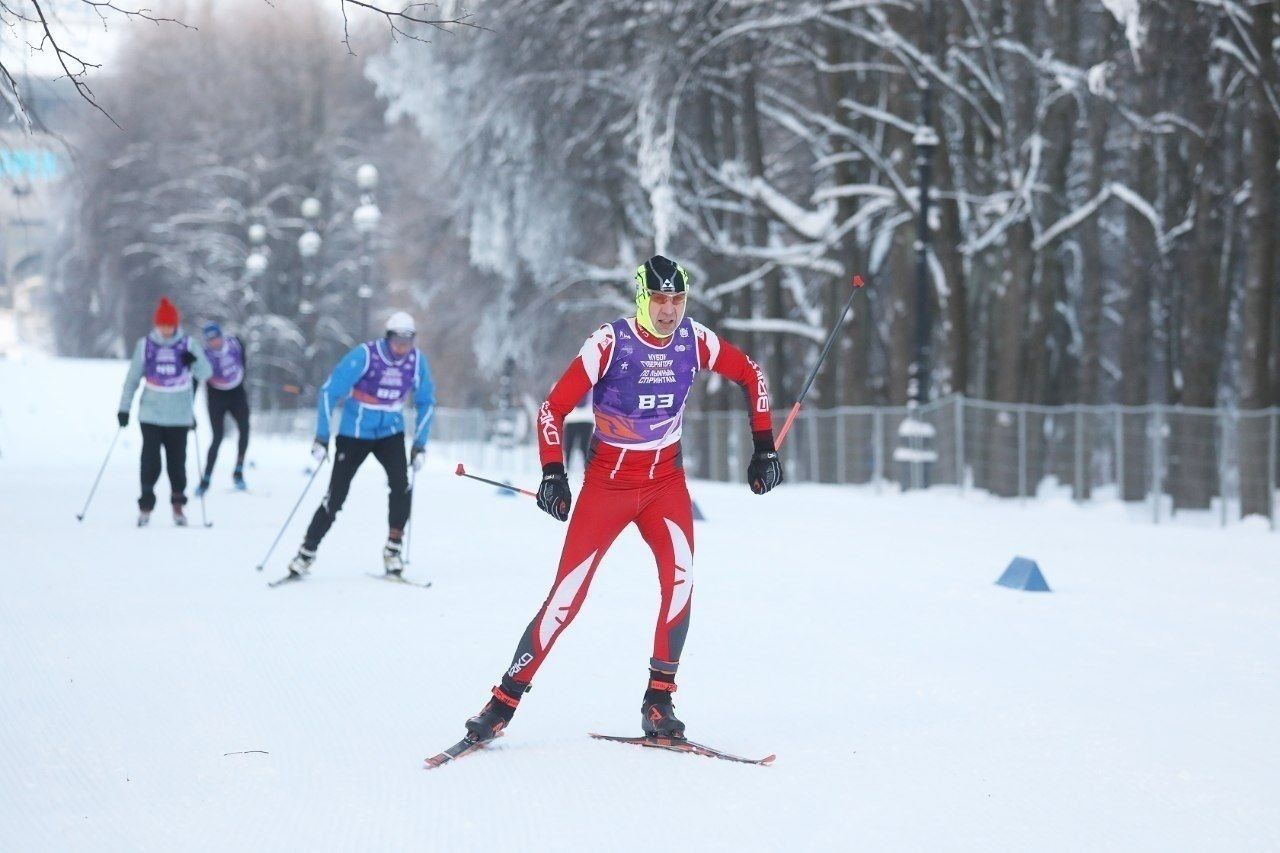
[283,311,435,578]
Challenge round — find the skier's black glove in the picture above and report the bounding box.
[410,444,426,472]
[746,432,783,495]
[537,462,572,521]
[117,411,129,428]
[180,350,197,367]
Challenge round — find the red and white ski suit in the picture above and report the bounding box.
[498,316,773,694]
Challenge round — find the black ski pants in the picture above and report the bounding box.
[564,422,593,473]
[204,385,250,478]
[303,433,411,551]
[139,423,189,511]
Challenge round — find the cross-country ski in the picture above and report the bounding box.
[588,733,776,766]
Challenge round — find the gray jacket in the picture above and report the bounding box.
[119,330,213,427]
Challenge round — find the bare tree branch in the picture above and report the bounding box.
[337,0,481,54]
[28,0,121,128]
[79,0,192,29]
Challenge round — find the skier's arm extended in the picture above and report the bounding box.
[537,324,614,468]
[314,345,368,443]
[693,321,774,447]
[412,351,436,448]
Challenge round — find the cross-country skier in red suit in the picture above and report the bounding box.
[461,255,785,744]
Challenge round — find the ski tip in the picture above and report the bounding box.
[454,462,466,476]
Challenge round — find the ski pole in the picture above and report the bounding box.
[76,426,124,521]
[454,462,536,498]
[255,456,328,571]
[189,423,213,528]
[404,467,417,565]
[775,274,866,448]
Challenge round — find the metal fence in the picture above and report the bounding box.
[256,397,1279,531]
[682,396,1279,531]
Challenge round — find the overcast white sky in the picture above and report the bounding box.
[0,0,403,81]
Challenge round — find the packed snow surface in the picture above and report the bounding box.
[1,355,1277,851]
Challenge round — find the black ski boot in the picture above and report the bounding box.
[465,683,524,743]
[172,504,189,527]
[195,477,211,496]
[641,671,685,739]
[137,511,151,528]
[233,466,247,491]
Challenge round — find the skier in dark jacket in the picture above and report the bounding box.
[196,322,252,494]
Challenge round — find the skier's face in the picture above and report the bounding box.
[206,335,224,350]
[155,324,176,338]
[387,332,415,358]
[647,291,686,337]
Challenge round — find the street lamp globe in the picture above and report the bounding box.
[300,197,322,220]
[245,252,268,276]
[353,201,382,234]
[248,223,267,246]
[298,230,322,258]
[357,285,373,300]
[356,163,379,191]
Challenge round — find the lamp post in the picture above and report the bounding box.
[246,221,269,279]
[352,164,381,339]
[243,222,269,408]
[298,198,322,382]
[298,196,322,299]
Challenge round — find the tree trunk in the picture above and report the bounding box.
[1167,5,1231,512]
[1239,1,1278,519]
[989,0,1037,497]
[933,0,968,398]
[1120,129,1157,502]
[1077,92,1109,498]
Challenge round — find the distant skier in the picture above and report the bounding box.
[117,296,212,526]
[460,255,783,746]
[562,396,593,472]
[196,322,251,494]
[283,311,435,579]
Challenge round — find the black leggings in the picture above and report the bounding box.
[205,385,250,478]
[140,423,188,511]
[564,422,593,473]
[303,433,411,551]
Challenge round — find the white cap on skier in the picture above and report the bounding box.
[386,311,416,336]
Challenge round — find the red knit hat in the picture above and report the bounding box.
[154,297,180,327]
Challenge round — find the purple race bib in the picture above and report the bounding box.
[592,317,699,450]
[207,336,245,390]
[144,335,192,392]
[351,341,417,410]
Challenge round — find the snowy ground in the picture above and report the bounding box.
[2,355,1278,851]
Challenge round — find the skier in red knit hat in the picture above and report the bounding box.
[118,297,212,526]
